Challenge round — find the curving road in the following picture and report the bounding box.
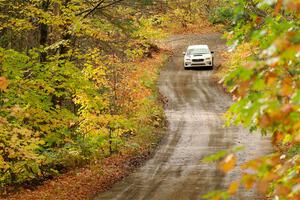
[94,34,271,200]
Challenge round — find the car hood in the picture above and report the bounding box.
[185,54,212,59]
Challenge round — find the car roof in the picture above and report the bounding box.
[187,45,209,49]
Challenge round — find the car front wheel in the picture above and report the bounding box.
[210,58,214,70]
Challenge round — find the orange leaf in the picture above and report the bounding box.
[272,131,284,145]
[265,72,277,86]
[0,77,8,91]
[238,81,250,97]
[293,121,300,131]
[212,197,221,200]
[296,80,300,89]
[242,174,256,190]
[275,185,290,196]
[275,0,283,14]
[219,154,236,173]
[257,180,269,194]
[241,159,262,171]
[267,155,281,166]
[259,114,272,128]
[263,172,280,182]
[294,133,300,143]
[269,110,283,121]
[280,78,293,97]
[227,181,239,195]
[286,1,300,12]
[255,17,263,24]
[281,104,293,115]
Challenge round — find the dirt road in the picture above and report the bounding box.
[94,34,271,200]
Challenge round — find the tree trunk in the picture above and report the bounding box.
[59,0,72,56]
[39,0,50,62]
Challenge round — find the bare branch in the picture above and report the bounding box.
[76,0,125,18]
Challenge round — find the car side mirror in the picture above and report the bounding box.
[211,51,215,57]
[182,52,186,55]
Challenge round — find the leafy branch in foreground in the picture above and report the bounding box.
[205,0,300,199]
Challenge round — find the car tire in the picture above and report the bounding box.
[210,59,214,70]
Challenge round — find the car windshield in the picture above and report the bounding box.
[187,48,209,56]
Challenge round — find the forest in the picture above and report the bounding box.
[1,0,300,200]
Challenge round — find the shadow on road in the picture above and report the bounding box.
[184,66,213,71]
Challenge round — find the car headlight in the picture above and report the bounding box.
[185,59,191,62]
[205,58,211,60]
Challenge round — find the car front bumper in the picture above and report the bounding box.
[184,61,212,67]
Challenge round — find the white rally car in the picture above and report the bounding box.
[183,45,214,69]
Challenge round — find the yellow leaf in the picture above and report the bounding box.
[293,121,300,131]
[227,181,239,195]
[219,154,236,173]
[0,77,8,91]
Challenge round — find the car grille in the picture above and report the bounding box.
[192,59,204,62]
